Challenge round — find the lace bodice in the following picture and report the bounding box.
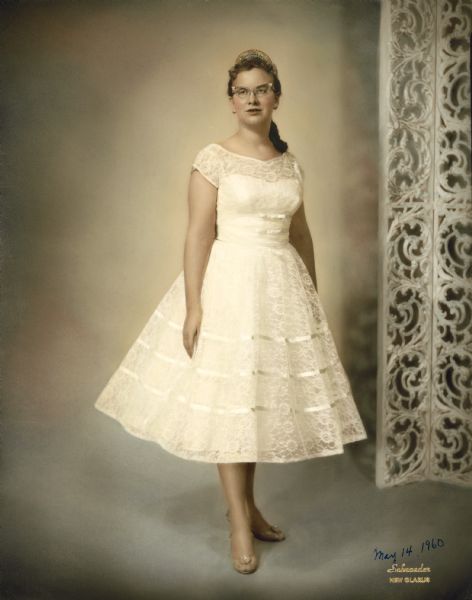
[191,143,305,247]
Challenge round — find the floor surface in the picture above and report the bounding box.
[2,409,472,600]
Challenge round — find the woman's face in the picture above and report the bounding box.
[229,67,279,126]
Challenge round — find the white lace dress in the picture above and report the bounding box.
[94,143,368,463]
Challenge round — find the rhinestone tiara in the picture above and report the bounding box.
[234,49,278,76]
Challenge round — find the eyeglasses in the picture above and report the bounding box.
[231,82,274,100]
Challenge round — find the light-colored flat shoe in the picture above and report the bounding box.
[252,523,286,542]
[226,509,286,542]
[229,531,259,574]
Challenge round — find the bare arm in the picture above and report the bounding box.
[289,201,318,291]
[182,170,217,356]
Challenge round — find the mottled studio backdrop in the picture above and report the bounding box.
[2,1,379,598]
[3,0,379,425]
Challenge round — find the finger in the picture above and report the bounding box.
[193,330,200,353]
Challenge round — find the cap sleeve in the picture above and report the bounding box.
[293,156,305,184]
[191,144,220,188]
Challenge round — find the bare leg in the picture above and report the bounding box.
[217,462,257,571]
[244,462,286,541]
[245,462,258,514]
[245,462,274,529]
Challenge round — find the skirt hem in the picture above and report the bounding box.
[95,404,368,464]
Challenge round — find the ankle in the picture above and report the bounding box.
[246,501,259,514]
[228,508,249,526]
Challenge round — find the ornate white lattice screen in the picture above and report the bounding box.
[376,0,472,488]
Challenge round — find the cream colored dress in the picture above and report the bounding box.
[94,143,368,463]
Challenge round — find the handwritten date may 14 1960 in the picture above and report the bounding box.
[373,537,445,563]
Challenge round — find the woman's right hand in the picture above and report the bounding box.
[182,305,203,358]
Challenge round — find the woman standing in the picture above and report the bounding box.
[95,49,368,575]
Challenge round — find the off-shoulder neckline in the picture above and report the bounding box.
[211,143,286,163]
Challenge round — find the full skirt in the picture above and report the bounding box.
[94,240,368,463]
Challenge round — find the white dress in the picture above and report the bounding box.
[94,143,368,463]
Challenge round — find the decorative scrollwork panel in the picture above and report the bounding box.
[430,0,472,487]
[377,0,472,488]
